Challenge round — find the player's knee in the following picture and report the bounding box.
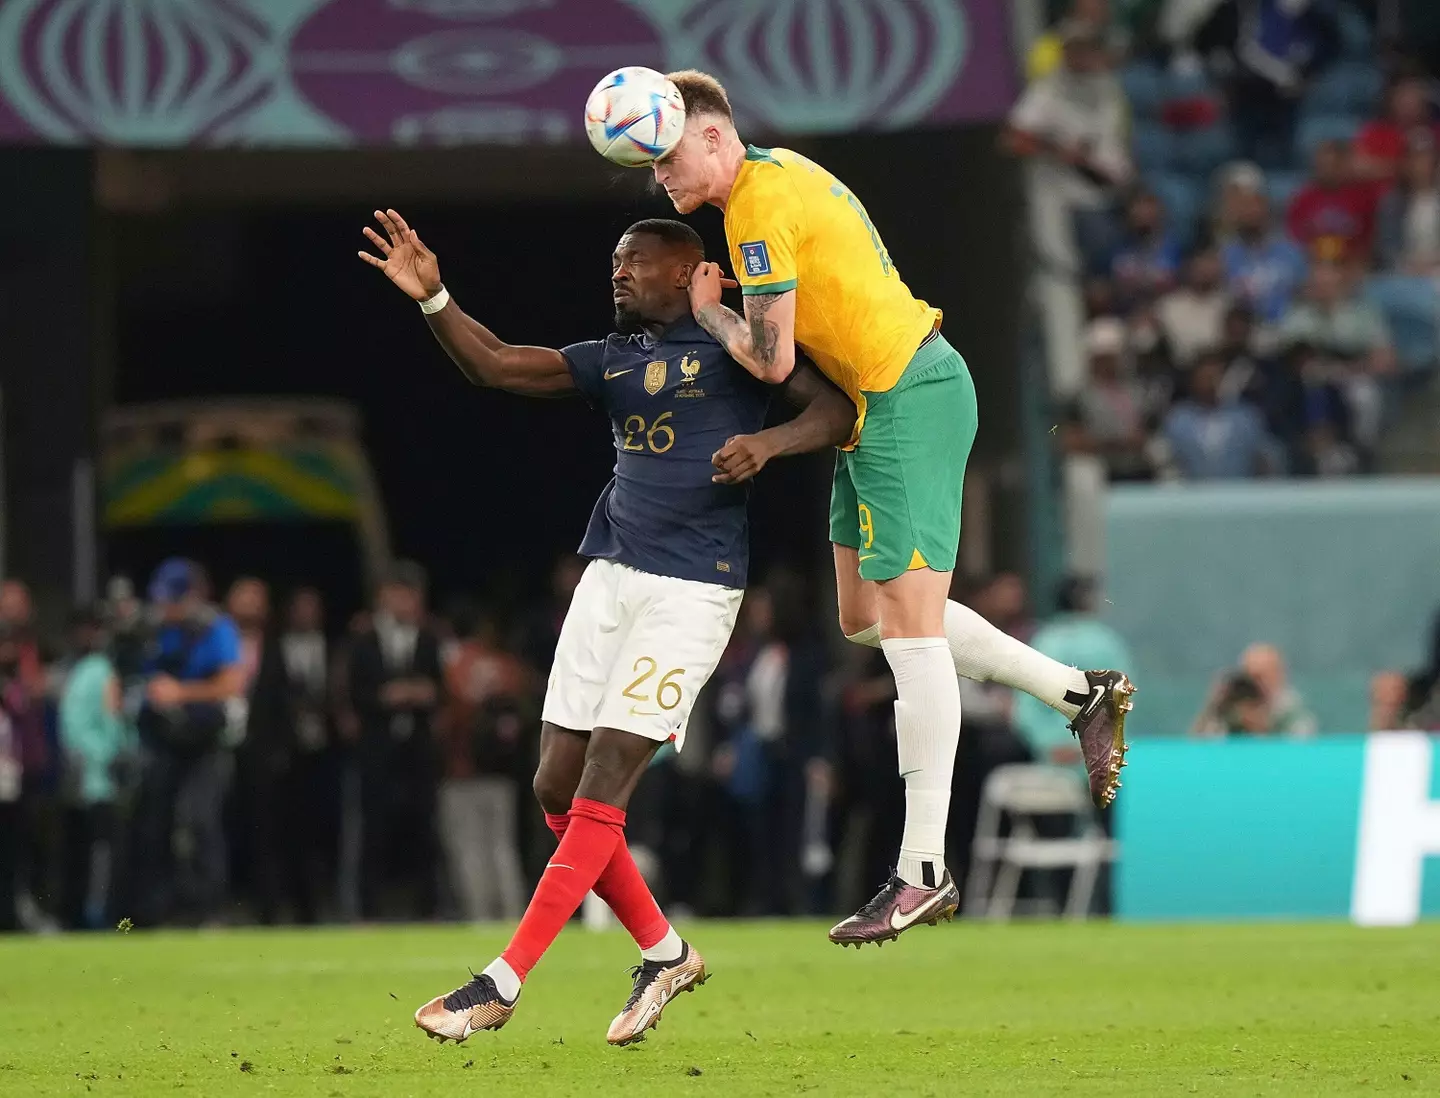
[839,611,881,644]
[532,763,577,816]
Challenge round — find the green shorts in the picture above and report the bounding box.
[828,334,978,581]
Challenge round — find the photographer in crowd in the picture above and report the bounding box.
[128,559,245,926]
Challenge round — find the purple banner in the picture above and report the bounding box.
[0,0,1018,147]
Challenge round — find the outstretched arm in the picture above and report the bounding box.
[689,262,798,385]
[358,209,574,397]
[711,361,855,484]
[423,297,574,396]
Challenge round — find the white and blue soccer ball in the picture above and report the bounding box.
[584,67,686,167]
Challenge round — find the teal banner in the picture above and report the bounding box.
[1116,734,1440,925]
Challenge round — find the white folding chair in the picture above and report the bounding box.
[964,764,1118,920]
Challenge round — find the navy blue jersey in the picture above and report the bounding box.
[561,317,771,589]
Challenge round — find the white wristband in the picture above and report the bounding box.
[419,286,450,314]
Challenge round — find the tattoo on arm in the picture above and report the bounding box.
[694,302,752,359]
[745,293,782,368]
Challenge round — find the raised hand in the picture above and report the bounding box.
[357,209,443,302]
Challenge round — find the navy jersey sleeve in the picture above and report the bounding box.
[560,340,608,408]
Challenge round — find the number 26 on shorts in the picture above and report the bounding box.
[622,656,685,712]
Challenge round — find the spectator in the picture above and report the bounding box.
[1005,19,1133,267]
[1012,576,1134,767]
[130,559,245,926]
[0,580,46,696]
[1194,0,1341,169]
[1277,261,1395,452]
[236,578,327,925]
[348,561,444,920]
[1195,642,1318,736]
[57,605,130,930]
[708,576,829,917]
[274,587,336,922]
[1161,350,1275,478]
[1157,248,1232,369]
[1355,68,1440,182]
[1375,139,1440,273]
[1220,187,1309,325]
[0,625,35,931]
[1028,0,1129,82]
[1111,189,1183,305]
[104,576,147,685]
[437,604,529,923]
[1286,139,1379,263]
[967,572,1037,643]
[1212,160,1268,243]
[517,553,586,674]
[1061,318,1156,481]
[1369,670,1412,731]
[1239,642,1317,735]
[1192,672,1274,736]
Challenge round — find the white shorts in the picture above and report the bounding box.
[541,559,744,751]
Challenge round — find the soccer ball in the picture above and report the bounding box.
[584,67,686,167]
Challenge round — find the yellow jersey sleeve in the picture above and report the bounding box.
[725,163,803,297]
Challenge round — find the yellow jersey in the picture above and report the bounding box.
[724,145,941,438]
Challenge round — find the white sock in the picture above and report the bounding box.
[641,924,683,963]
[942,601,1089,719]
[482,957,521,1002]
[846,605,1089,718]
[882,637,961,889]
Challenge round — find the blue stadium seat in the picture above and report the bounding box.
[1121,63,1167,119]
[1147,172,1205,250]
[1305,62,1383,116]
[1266,169,1308,215]
[1131,122,1176,174]
[1172,124,1238,177]
[1295,113,1363,166]
[1365,275,1440,373]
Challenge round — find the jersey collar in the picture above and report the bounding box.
[635,315,715,350]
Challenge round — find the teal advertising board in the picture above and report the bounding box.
[1116,734,1440,925]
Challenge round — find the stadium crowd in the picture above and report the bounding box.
[0,549,1435,936]
[1009,0,1440,479]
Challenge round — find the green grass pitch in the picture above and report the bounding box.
[2,920,1438,1096]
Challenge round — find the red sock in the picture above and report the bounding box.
[502,798,625,979]
[544,811,670,951]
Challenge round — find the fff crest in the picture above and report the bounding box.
[644,359,667,395]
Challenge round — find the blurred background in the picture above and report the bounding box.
[0,0,1437,936]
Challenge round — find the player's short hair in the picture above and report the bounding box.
[666,70,733,123]
[623,219,705,257]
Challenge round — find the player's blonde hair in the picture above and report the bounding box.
[667,70,733,123]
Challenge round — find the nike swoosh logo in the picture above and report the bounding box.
[461,1020,475,1039]
[603,368,633,380]
[1085,684,1105,714]
[546,862,575,871]
[889,895,943,933]
[858,553,876,562]
[629,706,660,717]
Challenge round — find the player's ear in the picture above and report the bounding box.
[677,261,695,289]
